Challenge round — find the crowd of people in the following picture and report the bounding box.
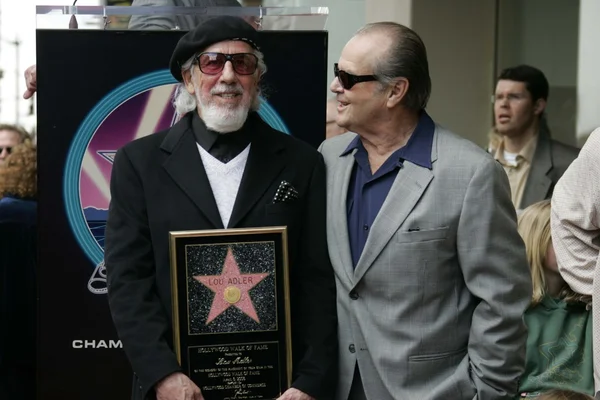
[2,4,600,400]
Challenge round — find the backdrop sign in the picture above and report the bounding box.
[37,28,327,399]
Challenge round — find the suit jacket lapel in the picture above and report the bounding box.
[331,149,357,285]
[227,124,285,228]
[520,135,552,209]
[353,161,433,283]
[161,117,224,229]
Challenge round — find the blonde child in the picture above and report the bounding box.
[517,200,593,398]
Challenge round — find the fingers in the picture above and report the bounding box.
[192,382,203,400]
[23,65,37,99]
[193,391,204,400]
[23,89,35,100]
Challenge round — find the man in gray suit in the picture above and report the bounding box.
[320,22,532,400]
[491,65,579,212]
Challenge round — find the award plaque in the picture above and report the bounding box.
[169,227,292,400]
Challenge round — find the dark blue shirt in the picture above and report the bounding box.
[343,112,435,268]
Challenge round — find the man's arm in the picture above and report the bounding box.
[457,157,532,399]
[551,130,600,296]
[105,147,181,399]
[287,153,338,399]
[129,0,178,31]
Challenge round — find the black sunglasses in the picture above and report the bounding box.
[334,63,378,90]
[194,52,259,76]
[0,146,12,154]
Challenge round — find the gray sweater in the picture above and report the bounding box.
[129,0,242,31]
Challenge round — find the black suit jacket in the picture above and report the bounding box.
[105,113,337,400]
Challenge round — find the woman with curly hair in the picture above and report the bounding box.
[0,139,36,201]
[0,140,37,400]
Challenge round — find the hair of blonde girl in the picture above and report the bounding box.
[517,199,589,306]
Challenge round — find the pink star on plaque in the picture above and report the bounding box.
[194,247,269,325]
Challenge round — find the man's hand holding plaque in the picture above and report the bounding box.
[156,372,204,400]
[276,388,315,400]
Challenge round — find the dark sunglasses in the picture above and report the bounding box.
[334,63,378,90]
[0,146,12,154]
[194,52,259,76]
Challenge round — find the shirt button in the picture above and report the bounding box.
[349,344,356,353]
[349,290,359,300]
[363,225,369,231]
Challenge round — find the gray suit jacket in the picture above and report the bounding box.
[519,130,579,210]
[319,125,532,400]
[129,0,241,31]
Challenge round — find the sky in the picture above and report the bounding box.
[0,0,102,133]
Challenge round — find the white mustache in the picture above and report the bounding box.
[211,85,243,95]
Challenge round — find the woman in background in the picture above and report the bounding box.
[0,140,37,400]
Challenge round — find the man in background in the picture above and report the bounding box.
[128,0,245,31]
[492,65,578,212]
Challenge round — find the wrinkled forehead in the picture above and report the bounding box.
[201,40,255,55]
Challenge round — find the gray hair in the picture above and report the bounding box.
[356,22,431,111]
[172,50,268,117]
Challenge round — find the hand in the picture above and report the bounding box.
[277,388,315,400]
[155,372,204,400]
[23,64,37,99]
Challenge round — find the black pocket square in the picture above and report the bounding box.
[273,180,298,203]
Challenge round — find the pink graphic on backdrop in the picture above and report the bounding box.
[79,85,177,214]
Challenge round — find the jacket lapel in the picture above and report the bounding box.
[330,149,357,285]
[161,117,224,229]
[353,161,433,283]
[520,134,552,209]
[227,123,286,228]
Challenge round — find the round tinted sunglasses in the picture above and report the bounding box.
[194,52,259,76]
[334,63,378,90]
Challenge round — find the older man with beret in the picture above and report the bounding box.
[105,16,337,400]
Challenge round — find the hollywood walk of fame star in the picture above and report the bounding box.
[194,247,269,325]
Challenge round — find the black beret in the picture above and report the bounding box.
[170,15,260,82]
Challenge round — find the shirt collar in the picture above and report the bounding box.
[192,112,220,151]
[493,133,538,165]
[340,111,435,169]
[519,133,538,163]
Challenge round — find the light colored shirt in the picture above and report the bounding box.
[551,127,600,395]
[494,134,538,209]
[197,143,250,228]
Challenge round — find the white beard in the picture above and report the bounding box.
[196,83,253,133]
